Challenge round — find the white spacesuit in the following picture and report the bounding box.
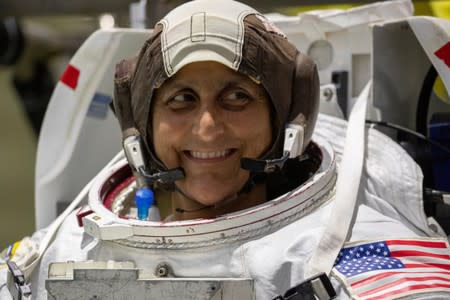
[2,1,450,300]
[3,115,448,300]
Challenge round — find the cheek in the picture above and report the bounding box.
[253,114,273,155]
[152,111,187,167]
[152,119,165,155]
[233,104,272,156]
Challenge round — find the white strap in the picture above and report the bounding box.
[305,81,371,278]
[21,151,124,281]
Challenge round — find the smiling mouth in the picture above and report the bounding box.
[184,149,237,160]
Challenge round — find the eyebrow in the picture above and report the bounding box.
[155,75,265,102]
[160,79,245,94]
[166,78,256,90]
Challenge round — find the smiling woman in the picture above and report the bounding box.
[152,62,272,219]
[3,1,450,300]
[111,0,320,223]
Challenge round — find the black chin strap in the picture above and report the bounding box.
[135,152,297,215]
[139,167,185,186]
[172,153,293,214]
[240,152,290,173]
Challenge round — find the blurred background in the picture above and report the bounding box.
[0,0,449,248]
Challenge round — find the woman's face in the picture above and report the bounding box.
[152,61,272,206]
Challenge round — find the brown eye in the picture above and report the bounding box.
[222,91,251,110]
[166,93,196,110]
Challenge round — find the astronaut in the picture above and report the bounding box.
[2,0,450,299]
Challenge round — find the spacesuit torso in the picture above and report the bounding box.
[2,114,446,300]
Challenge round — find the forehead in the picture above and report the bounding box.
[159,61,260,91]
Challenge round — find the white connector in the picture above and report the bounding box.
[123,135,146,171]
[284,124,305,158]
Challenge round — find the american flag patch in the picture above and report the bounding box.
[332,238,450,299]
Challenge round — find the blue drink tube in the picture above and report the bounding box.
[134,187,154,220]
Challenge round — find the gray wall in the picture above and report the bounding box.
[0,68,36,248]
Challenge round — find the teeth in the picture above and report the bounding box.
[190,150,230,159]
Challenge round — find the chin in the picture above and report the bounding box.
[181,172,249,204]
[187,183,238,206]
[194,191,232,206]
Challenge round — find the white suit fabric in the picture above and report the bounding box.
[1,114,448,300]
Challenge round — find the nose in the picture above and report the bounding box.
[192,105,224,142]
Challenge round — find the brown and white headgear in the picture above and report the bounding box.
[113,0,319,184]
